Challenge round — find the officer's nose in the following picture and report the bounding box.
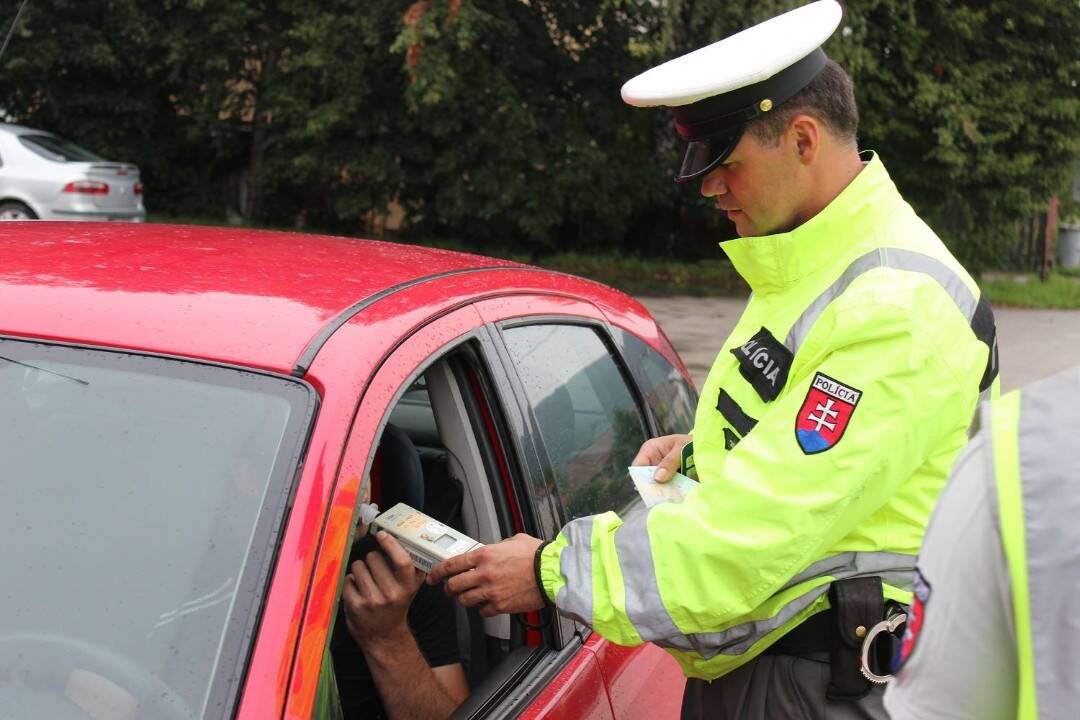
[701,168,727,198]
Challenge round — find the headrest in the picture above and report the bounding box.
[371,422,425,512]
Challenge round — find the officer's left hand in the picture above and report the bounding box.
[428,533,545,618]
[633,433,691,482]
[342,531,425,647]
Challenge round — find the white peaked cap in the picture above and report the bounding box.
[620,0,844,183]
[622,0,843,107]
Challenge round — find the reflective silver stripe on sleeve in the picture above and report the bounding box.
[785,247,979,354]
[553,516,596,627]
[781,550,916,592]
[1016,368,1080,714]
[616,510,685,643]
[655,583,830,657]
[613,510,916,658]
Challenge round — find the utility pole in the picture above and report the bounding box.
[1042,196,1059,282]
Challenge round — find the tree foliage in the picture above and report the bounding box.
[1,0,1077,266]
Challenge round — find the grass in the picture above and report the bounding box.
[979,272,1080,309]
[532,253,748,297]
[1056,264,1080,279]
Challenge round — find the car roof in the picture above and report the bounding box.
[1,223,538,373]
[0,123,53,137]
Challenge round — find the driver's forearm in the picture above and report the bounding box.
[360,627,461,720]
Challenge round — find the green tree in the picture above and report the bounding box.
[652,0,1080,268]
[840,0,1080,269]
[159,0,305,219]
[3,0,1075,267]
[390,0,669,256]
[255,0,412,231]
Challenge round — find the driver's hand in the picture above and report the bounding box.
[342,531,425,648]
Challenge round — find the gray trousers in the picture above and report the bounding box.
[680,652,888,720]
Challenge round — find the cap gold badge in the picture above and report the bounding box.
[759,98,774,112]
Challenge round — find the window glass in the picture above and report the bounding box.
[0,338,315,718]
[19,134,104,162]
[616,330,698,436]
[502,324,647,520]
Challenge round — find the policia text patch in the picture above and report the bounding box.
[730,327,793,402]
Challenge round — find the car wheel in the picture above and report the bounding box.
[0,201,38,220]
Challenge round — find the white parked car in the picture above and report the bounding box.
[0,123,145,221]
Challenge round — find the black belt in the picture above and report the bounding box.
[762,608,833,656]
[760,578,906,701]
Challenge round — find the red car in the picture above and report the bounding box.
[0,223,695,719]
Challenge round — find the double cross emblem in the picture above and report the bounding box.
[808,398,839,432]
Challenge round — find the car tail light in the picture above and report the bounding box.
[133,181,143,196]
[62,180,109,195]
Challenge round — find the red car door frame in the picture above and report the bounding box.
[475,294,686,720]
[241,285,684,719]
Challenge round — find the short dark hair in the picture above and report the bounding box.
[746,59,859,146]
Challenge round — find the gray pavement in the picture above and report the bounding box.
[641,296,1080,392]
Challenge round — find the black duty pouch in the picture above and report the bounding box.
[826,576,882,701]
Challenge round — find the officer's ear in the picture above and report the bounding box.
[788,114,821,166]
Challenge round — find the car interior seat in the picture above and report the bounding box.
[368,422,426,513]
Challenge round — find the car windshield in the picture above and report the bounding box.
[0,338,317,719]
[19,133,105,162]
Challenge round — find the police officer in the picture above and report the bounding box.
[884,367,1080,720]
[429,2,998,717]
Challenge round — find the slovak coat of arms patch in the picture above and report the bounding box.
[795,372,862,454]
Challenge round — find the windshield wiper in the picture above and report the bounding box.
[0,354,90,386]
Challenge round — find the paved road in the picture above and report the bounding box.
[641,296,1080,392]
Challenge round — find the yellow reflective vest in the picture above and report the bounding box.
[987,368,1080,719]
[539,153,997,680]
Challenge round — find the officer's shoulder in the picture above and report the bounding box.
[815,266,983,370]
[831,267,972,327]
[827,232,978,323]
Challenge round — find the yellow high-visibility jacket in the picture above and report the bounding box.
[539,153,998,680]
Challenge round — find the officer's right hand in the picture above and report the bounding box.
[632,433,691,483]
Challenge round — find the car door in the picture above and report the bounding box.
[476,296,694,719]
[268,288,693,720]
[268,297,613,720]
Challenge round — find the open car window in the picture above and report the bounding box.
[319,336,555,720]
[314,302,689,720]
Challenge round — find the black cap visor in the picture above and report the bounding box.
[675,127,744,184]
[668,48,829,184]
